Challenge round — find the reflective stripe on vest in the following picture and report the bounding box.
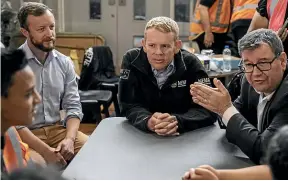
[230,0,258,23]
[191,19,229,28]
[267,0,288,31]
[191,0,229,28]
[190,0,230,39]
[6,127,24,168]
[233,4,258,12]
[268,0,278,18]
[3,127,34,173]
[215,0,224,25]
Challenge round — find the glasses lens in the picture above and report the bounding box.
[257,63,271,71]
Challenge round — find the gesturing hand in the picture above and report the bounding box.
[190,78,232,116]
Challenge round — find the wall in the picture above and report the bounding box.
[9,0,193,73]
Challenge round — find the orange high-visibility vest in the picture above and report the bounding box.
[267,0,288,31]
[3,127,33,173]
[190,0,231,40]
[231,0,258,23]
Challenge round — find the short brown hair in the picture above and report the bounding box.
[144,16,179,40]
[17,2,52,30]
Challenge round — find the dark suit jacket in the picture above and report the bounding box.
[226,68,288,164]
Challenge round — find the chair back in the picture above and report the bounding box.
[79,46,118,90]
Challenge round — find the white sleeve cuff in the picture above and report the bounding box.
[222,106,239,126]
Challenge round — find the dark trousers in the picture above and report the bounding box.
[232,26,249,45]
[194,32,228,54]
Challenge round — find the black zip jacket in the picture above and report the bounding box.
[119,47,217,133]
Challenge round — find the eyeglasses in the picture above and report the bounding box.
[239,54,280,73]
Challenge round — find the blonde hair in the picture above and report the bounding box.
[144,16,179,40]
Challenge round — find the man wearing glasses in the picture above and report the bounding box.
[189,28,288,164]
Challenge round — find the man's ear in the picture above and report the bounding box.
[20,28,29,38]
[280,52,287,70]
[141,38,147,53]
[174,40,182,54]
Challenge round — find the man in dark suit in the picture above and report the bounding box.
[182,125,288,180]
[190,28,288,164]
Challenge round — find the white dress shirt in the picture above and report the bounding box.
[18,41,83,129]
[222,91,275,131]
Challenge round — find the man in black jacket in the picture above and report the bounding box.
[119,16,217,136]
[190,29,288,164]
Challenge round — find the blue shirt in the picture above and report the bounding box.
[19,41,83,129]
[151,60,175,89]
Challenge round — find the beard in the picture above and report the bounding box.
[30,35,55,52]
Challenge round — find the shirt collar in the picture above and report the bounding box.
[22,40,57,60]
[259,91,275,102]
[151,60,175,76]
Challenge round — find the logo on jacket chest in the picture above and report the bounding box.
[120,69,130,79]
[198,78,210,85]
[171,80,186,88]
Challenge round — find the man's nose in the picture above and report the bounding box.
[251,65,263,76]
[33,90,41,105]
[155,47,163,54]
[45,28,53,37]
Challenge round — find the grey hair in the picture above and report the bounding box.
[238,28,284,56]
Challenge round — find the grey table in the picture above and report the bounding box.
[63,117,254,180]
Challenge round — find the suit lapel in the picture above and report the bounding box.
[248,85,260,127]
[259,65,288,131]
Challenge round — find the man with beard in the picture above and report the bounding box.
[16,2,88,167]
